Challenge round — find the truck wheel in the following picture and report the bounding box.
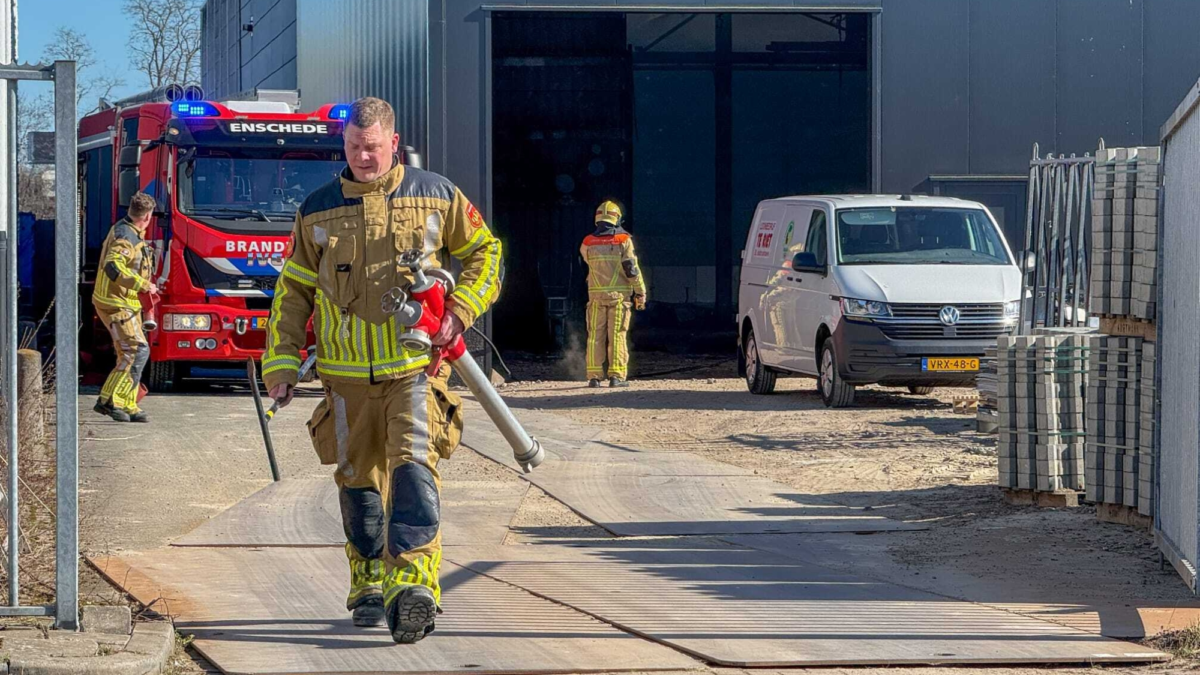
[818,342,855,408]
[147,360,177,393]
[908,386,936,396]
[744,330,777,395]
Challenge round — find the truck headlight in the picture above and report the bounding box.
[1004,300,1021,319]
[840,298,892,318]
[165,314,213,331]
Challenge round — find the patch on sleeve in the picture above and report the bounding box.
[465,202,484,229]
[284,233,296,259]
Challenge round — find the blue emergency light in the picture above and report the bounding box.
[328,104,351,121]
[173,101,219,117]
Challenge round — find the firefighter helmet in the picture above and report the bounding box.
[595,200,623,226]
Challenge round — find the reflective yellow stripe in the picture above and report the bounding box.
[451,288,485,318]
[265,278,292,363]
[450,227,488,258]
[281,261,317,287]
[262,354,300,375]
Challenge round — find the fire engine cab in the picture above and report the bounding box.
[78,87,355,390]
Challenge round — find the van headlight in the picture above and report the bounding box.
[165,313,213,331]
[840,298,892,318]
[1004,300,1021,319]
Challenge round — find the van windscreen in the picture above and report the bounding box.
[835,207,1011,265]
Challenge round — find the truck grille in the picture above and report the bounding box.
[876,303,1014,341]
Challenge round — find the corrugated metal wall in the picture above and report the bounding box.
[881,0,1200,193]
[296,0,428,152]
[201,0,299,100]
[1158,80,1200,587]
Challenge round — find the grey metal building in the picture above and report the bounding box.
[202,0,1200,351]
[201,0,298,98]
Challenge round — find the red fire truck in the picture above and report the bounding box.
[77,88,362,390]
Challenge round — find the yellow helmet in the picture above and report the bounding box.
[595,200,623,226]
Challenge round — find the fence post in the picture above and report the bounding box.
[53,59,79,631]
[17,349,42,443]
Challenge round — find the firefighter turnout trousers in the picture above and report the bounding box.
[306,364,464,610]
[95,305,149,414]
[586,295,632,381]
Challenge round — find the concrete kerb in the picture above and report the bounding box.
[5,622,174,675]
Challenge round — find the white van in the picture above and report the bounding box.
[737,195,1022,407]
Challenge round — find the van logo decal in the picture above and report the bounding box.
[939,306,961,326]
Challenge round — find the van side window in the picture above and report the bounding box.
[805,211,828,263]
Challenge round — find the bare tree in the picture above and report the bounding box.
[40,27,127,114]
[123,0,202,89]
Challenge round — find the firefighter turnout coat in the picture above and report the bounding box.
[263,164,503,390]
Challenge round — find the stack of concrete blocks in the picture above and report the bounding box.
[996,334,1088,492]
[1138,342,1157,517]
[1086,336,1152,511]
[1092,146,1161,321]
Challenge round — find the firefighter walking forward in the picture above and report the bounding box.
[262,98,502,644]
[92,192,157,423]
[581,201,646,388]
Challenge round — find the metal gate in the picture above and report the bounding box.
[1017,144,1095,334]
[0,60,80,628]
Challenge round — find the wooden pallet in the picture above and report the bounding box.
[1001,488,1081,508]
[950,396,979,413]
[951,394,980,414]
[1096,501,1153,531]
[1099,316,1157,342]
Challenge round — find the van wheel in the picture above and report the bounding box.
[744,330,777,395]
[147,360,177,393]
[818,342,855,407]
[908,386,936,396]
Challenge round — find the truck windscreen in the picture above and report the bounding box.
[178,150,343,226]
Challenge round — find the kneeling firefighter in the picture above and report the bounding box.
[263,97,503,644]
[581,201,646,387]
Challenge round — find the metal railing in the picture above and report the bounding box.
[1018,144,1095,334]
[0,60,79,629]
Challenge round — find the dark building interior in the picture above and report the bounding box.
[490,12,872,353]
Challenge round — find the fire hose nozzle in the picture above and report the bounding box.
[513,438,545,474]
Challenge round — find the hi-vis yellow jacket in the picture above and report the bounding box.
[92,218,152,311]
[581,231,647,302]
[262,163,502,389]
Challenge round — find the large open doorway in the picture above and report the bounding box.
[490,10,872,361]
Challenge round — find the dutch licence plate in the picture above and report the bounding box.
[252,316,269,330]
[922,357,979,372]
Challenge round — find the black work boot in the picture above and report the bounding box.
[587,379,600,388]
[609,377,630,388]
[386,585,438,644]
[129,411,150,423]
[109,409,131,423]
[93,399,113,417]
[350,597,385,627]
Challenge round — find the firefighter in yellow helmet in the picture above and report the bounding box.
[581,200,646,387]
[92,192,157,423]
[263,97,502,644]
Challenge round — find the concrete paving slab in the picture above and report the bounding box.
[463,403,923,536]
[452,540,1170,667]
[89,547,699,675]
[172,478,527,548]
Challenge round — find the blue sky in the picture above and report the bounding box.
[20,0,141,101]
